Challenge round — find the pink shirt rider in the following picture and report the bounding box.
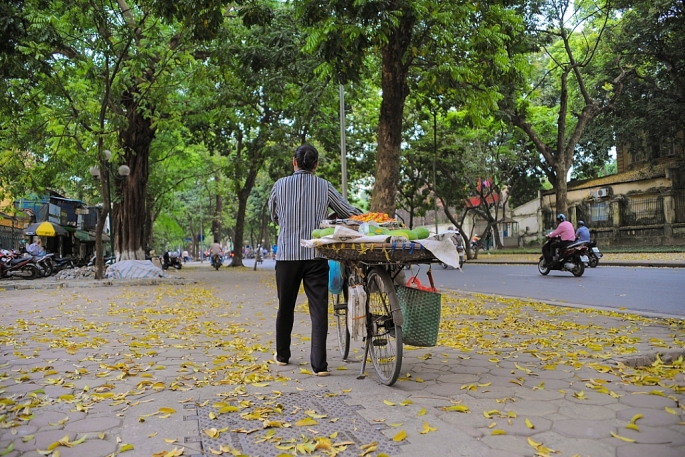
[548,221,575,241]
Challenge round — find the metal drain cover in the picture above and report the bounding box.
[195,389,406,456]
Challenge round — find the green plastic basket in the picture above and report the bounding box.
[396,285,442,347]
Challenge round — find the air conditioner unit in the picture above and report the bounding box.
[596,188,609,198]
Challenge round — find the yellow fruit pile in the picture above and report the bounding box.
[350,212,396,223]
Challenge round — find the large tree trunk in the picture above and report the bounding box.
[212,190,222,243]
[231,190,249,267]
[370,13,414,215]
[113,90,154,260]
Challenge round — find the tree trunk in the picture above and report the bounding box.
[113,90,154,260]
[144,192,154,248]
[212,191,222,243]
[554,164,569,217]
[370,12,414,215]
[231,190,249,267]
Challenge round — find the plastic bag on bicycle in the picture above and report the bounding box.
[328,260,344,295]
[347,284,367,341]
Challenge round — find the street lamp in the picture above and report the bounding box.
[89,150,128,257]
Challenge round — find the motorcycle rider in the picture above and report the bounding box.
[575,220,590,242]
[209,239,222,264]
[544,214,575,264]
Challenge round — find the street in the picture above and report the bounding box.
[244,259,685,317]
[408,263,685,317]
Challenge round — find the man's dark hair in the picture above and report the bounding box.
[294,144,319,171]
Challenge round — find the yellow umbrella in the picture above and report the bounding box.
[23,221,68,237]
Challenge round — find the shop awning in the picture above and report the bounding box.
[75,230,110,242]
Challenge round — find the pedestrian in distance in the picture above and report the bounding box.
[268,143,361,376]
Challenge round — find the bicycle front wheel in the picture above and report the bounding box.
[366,267,403,386]
[331,288,350,359]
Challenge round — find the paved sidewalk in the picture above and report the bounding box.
[1,266,684,457]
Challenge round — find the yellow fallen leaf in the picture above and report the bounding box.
[299,368,313,375]
[443,405,469,413]
[383,400,395,406]
[527,437,542,448]
[415,377,424,383]
[491,430,506,435]
[252,383,269,387]
[611,431,636,443]
[388,423,403,427]
[119,443,134,452]
[159,408,176,414]
[488,422,497,429]
[665,407,678,415]
[400,399,413,406]
[295,418,318,427]
[418,408,427,416]
[419,421,437,434]
[392,430,408,442]
[336,366,347,370]
[525,418,534,429]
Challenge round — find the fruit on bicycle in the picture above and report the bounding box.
[311,229,322,238]
[414,227,430,239]
[319,228,335,237]
[388,229,418,240]
[350,212,396,223]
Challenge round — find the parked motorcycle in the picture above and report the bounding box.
[87,254,116,267]
[211,253,222,270]
[0,251,39,280]
[52,256,76,273]
[538,237,590,277]
[34,253,55,277]
[161,252,182,270]
[584,240,602,268]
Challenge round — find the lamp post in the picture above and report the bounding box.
[89,150,130,258]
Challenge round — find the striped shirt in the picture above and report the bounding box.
[269,170,360,261]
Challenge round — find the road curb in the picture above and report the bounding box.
[0,277,198,290]
[465,259,685,268]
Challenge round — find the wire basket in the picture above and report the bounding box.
[315,242,436,264]
[395,285,442,347]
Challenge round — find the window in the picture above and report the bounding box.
[591,202,608,222]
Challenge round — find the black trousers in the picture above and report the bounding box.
[544,239,572,263]
[275,259,329,373]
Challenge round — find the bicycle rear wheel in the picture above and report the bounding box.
[366,267,403,386]
[331,288,350,359]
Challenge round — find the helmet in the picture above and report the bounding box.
[556,214,566,222]
[578,220,585,226]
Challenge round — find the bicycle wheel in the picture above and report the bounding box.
[331,287,350,359]
[366,266,403,386]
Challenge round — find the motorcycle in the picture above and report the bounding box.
[538,237,590,277]
[161,252,182,270]
[0,251,39,280]
[34,253,55,277]
[52,256,76,273]
[442,233,465,269]
[211,253,222,270]
[584,240,602,268]
[87,254,116,267]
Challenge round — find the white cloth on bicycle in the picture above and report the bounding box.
[347,284,367,341]
[301,226,460,268]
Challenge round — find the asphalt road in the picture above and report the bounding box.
[241,258,684,317]
[407,263,685,317]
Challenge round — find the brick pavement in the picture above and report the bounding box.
[1,264,684,457]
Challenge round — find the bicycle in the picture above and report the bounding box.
[330,261,405,386]
[321,239,441,386]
